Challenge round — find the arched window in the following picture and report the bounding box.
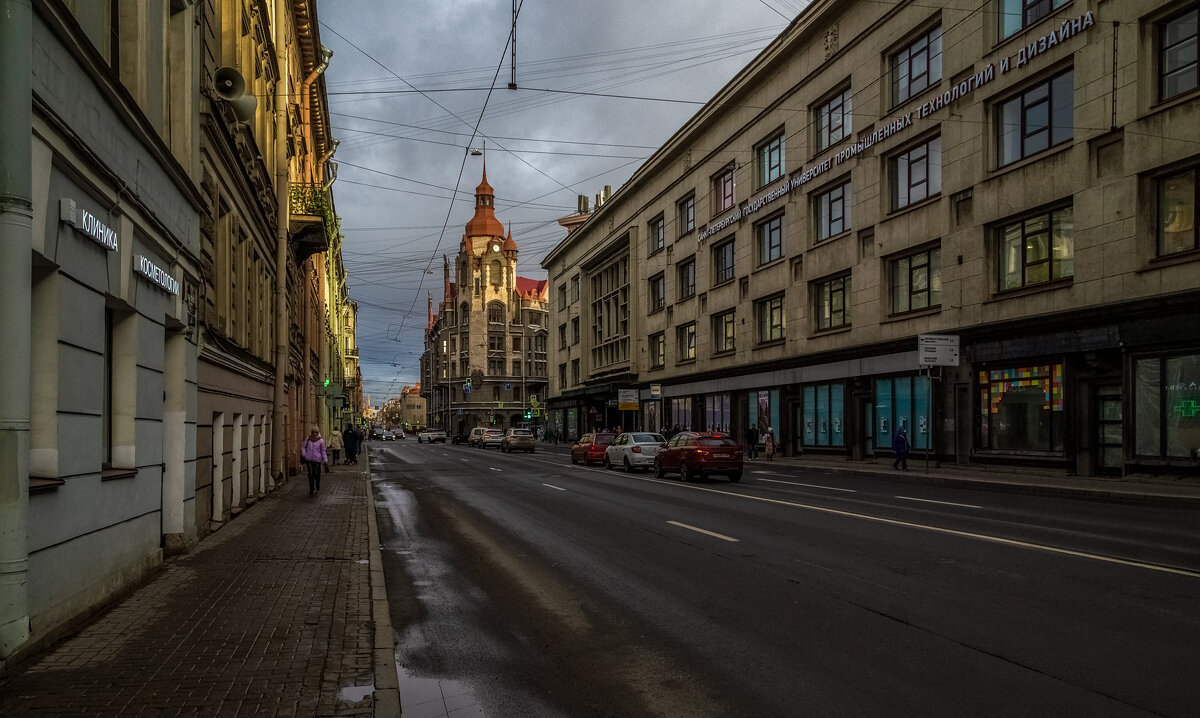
[490,260,503,287]
[487,301,505,324]
[459,302,469,325]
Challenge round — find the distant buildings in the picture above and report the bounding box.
[543,0,1200,477]
[421,170,550,436]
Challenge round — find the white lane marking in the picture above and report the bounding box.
[490,467,502,472]
[896,496,982,509]
[758,478,857,493]
[752,470,787,476]
[542,483,566,491]
[667,520,739,542]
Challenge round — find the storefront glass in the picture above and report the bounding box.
[1135,354,1200,458]
[642,399,662,433]
[669,397,693,431]
[977,363,1064,452]
[567,407,578,441]
[704,394,731,432]
[876,376,931,451]
[801,383,845,446]
[748,390,780,436]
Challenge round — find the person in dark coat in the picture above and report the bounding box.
[744,425,759,460]
[892,426,910,471]
[343,426,361,465]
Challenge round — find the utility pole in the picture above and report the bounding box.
[0,0,33,659]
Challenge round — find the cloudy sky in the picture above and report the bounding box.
[316,0,807,404]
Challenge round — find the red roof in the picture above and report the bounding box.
[515,277,548,300]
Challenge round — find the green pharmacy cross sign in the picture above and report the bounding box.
[1173,399,1200,417]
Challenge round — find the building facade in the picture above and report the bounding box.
[543,0,1200,478]
[422,170,549,437]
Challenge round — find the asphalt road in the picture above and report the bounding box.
[368,439,1200,718]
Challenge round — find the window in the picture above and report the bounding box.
[712,239,735,284]
[487,302,504,324]
[512,336,522,351]
[589,255,630,369]
[713,166,736,215]
[677,323,696,361]
[996,70,1073,167]
[649,273,666,312]
[816,180,852,241]
[571,317,580,345]
[1135,354,1200,458]
[712,310,736,353]
[677,257,696,299]
[893,25,942,104]
[649,332,665,368]
[571,359,580,384]
[815,85,852,151]
[755,214,784,265]
[487,334,505,352]
[891,136,942,210]
[488,359,504,375]
[1161,8,1199,101]
[801,383,846,447]
[570,275,580,303]
[558,363,567,387]
[558,285,567,310]
[978,364,1064,451]
[513,359,522,376]
[678,194,695,236]
[756,132,785,187]
[558,324,567,349]
[999,0,1070,39]
[459,302,469,325]
[756,294,785,343]
[1158,168,1199,256]
[892,247,942,314]
[998,206,1074,291]
[704,394,732,433]
[815,275,851,330]
[876,376,933,451]
[648,214,665,254]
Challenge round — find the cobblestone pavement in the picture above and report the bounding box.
[0,459,399,717]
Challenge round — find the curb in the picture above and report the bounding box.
[363,448,402,718]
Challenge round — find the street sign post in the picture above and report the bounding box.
[916,334,958,471]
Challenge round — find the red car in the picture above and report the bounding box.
[653,432,744,482]
[570,432,616,465]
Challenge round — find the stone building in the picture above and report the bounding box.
[543,0,1200,477]
[422,170,549,437]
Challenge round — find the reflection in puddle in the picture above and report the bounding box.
[338,684,374,704]
[397,664,485,718]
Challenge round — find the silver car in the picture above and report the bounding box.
[479,429,505,449]
[604,432,666,472]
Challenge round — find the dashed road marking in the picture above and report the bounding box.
[896,496,981,509]
[542,483,566,491]
[667,520,739,542]
[758,478,857,492]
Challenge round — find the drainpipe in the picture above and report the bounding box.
[271,0,291,488]
[0,0,33,659]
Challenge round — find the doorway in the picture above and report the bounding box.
[1095,385,1124,475]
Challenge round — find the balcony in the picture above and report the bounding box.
[289,183,334,263]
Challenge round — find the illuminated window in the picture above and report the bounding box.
[677,323,696,361]
[712,310,736,353]
[997,206,1073,291]
[755,294,785,343]
[978,364,1065,451]
[649,332,665,368]
[1157,168,1199,256]
[814,275,851,331]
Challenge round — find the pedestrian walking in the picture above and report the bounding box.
[744,425,759,460]
[328,428,344,466]
[892,426,910,471]
[343,425,361,465]
[764,428,777,461]
[301,426,328,496]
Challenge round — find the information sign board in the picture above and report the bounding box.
[918,334,960,366]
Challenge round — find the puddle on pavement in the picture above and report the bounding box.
[338,684,375,704]
[396,664,485,718]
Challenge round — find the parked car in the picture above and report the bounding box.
[604,432,666,472]
[467,427,488,447]
[417,429,447,443]
[500,428,536,453]
[479,429,505,449]
[570,432,616,465]
[653,432,743,482]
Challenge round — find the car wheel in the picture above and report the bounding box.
[623,457,632,473]
[571,455,579,465]
[679,462,692,482]
[654,460,666,478]
[603,455,612,470]
[728,471,742,483]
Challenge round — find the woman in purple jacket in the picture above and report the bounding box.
[301,427,328,496]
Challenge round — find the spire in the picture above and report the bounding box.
[464,167,505,239]
[503,222,517,251]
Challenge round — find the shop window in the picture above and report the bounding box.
[755,294,786,343]
[1161,7,1199,101]
[876,376,932,451]
[756,131,786,187]
[999,0,1069,40]
[678,193,696,236]
[712,310,736,354]
[1135,354,1200,458]
[677,322,696,362]
[815,85,852,151]
[669,397,694,430]
[802,383,846,447]
[713,238,735,284]
[1157,168,1199,256]
[713,166,736,215]
[814,274,851,331]
[649,332,665,368]
[891,135,942,210]
[648,214,665,254]
[704,394,731,433]
[978,364,1064,452]
[891,246,942,314]
[997,205,1074,291]
[815,180,851,241]
[756,214,784,265]
[749,389,780,437]
[677,257,696,299]
[893,25,943,104]
[996,69,1073,167]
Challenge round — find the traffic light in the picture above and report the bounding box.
[323,378,330,387]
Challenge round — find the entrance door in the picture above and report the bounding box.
[860,399,874,458]
[1096,386,1124,475]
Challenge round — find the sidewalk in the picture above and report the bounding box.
[537,440,1200,506]
[0,456,400,718]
